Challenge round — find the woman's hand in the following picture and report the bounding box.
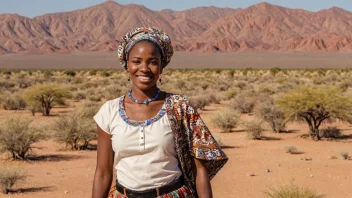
[192,158,213,198]
[92,126,114,198]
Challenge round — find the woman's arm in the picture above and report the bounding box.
[192,157,213,198]
[92,126,114,198]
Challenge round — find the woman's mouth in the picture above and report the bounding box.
[136,75,153,83]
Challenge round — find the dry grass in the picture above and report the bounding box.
[264,183,326,198]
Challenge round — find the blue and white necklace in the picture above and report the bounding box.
[128,89,161,105]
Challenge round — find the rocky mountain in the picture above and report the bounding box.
[0,1,352,54]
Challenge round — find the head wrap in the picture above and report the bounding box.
[118,27,174,70]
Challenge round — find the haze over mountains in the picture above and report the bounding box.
[1,1,352,54]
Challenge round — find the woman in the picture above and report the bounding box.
[92,27,228,198]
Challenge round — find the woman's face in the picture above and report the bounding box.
[127,41,163,91]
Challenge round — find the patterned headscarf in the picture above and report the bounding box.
[118,27,174,70]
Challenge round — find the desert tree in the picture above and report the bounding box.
[0,116,45,160]
[23,83,71,116]
[277,86,352,140]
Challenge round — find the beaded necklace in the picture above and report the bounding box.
[128,88,160,105]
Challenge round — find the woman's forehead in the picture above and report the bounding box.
[129,41,162,57]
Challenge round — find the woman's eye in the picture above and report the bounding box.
[132,61,140,64]
[151,61,158,65]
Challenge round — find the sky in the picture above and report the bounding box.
[0,0,351,18]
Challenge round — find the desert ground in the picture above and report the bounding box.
[0,102,351,198]
[0,52,352,69]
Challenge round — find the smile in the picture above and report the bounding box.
[136,75,154,82]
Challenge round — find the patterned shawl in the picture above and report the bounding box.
[165,94,228,197]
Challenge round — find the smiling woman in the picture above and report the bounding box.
[91,27,228,198]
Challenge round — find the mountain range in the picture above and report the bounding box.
[1,1,352,54]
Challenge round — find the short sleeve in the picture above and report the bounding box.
[93,101,111,134]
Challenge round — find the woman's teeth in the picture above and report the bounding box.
[137,76,152,81]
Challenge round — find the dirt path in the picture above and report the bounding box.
[1,102,352,198]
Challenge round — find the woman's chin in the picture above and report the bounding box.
[132,82,158,90]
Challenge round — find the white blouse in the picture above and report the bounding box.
[93,96,182,191]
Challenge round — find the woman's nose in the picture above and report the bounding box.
[139,62,150,71]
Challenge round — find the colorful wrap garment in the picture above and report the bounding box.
[117,27,174,69]
[108,93,228,198]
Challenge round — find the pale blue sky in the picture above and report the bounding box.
[1,0,351,18]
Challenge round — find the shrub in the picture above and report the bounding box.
[270,67,282,77]
[0,166,27,194]
[255,98,287,133]
[100,71,111,77]
[17,78,32,89]
[207,93,221,104]
[88,94,102,102]
[64,70,76,77]
[73,90,87,100]
[174,80,186,90]
[2,70,11,75]
[0,80,15,89]
[1,93,26,110]
[89,70,97,76]
[43,70,53,78]
[189,96,210,110]
[224,89,237,100]
[229,92,256,114]
[319,127,341,139]
[340,152,349,160]
[0,116,45,160]
[104,85,122,100]
[243,120,264,140]
[75,101,99,118]
[211,108,240,132]
[52,104,97,150]
[285,146,298,154]
[264,183,326,198]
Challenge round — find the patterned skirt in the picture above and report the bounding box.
[107,184,194,198]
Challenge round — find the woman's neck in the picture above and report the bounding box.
[130,86,159,101]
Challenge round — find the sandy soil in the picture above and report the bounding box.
[1,52,352,69]
[1,102,352,198]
